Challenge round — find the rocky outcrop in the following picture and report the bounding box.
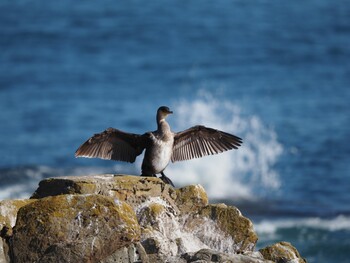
[11,194,140,263]
[259,242,307,263]
[186,204,258,253]
[0,174,306,263]
[0,199,36,263]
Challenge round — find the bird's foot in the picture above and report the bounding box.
[160,172,175,187]
[141,174,157,177]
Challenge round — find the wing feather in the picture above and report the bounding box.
[171,125,242,163]
[75,128,147,163]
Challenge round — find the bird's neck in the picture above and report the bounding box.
[157,118,171,133]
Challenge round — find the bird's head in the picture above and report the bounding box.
[157,106,173,120]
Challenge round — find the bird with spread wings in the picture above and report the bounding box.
[75,106,242,187]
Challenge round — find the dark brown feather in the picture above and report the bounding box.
[75,128,147,163]
[171,125,242,162]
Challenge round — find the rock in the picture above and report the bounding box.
[0,199,36,263]
[184,203,258,253]
[137,197,181,260]
[100,242,149,263]
[259,242,307,263]
[0,199,36,230]
[175,184,208,214]
[31,174,178,211]
[0,174,306,262]
[135,197,254,261]
[10,194,140,263]
[31,175,210,217]
[193,249,229,262]
[182,248,272,263]
[29,174,211,257]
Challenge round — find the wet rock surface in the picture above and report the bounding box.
[0,174,306,262]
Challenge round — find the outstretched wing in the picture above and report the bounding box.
[171,125,242,162]
[75,128,147,163]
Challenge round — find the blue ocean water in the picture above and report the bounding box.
[1,1,349,262]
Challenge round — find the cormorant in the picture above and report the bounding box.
[75,106,242,187]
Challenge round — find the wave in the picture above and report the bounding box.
[254,215,350,235]
[164,92,283,200]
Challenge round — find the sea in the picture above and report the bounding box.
[1,1,349,262]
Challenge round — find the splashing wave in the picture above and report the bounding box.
[167,93,283,200]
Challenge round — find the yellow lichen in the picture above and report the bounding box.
[79,183,97,194]
[148,203,165,217]
[197,204,258,252]
[260,242,306,263]
[176,184,208,213]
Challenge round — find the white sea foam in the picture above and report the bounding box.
[165,92,283,200]
[0,184,35,200]
[254,215,350,235]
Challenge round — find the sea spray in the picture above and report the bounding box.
[166,94,283,200]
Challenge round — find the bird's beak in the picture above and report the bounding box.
[168,110,173,114]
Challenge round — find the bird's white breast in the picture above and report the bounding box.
[148,133,174,173]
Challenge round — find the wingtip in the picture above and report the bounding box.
[235,135,243,145]
[74,148,84,158]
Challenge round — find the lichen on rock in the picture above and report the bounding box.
[176,184,208,214]
[184,203,258,253]
[0,174,306,263]
[31,174,178,210]
[259,242,307,263]
[10,194,140,263]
